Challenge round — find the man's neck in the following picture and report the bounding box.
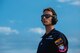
[45,25,54,35]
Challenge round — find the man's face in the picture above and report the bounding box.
[41,11,53,26]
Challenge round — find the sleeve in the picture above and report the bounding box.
[54,34,68,53]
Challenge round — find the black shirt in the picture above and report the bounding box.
[37,29,68,53]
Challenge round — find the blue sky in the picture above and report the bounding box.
[0,0,80,53]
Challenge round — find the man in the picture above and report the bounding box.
[37,7,68,53]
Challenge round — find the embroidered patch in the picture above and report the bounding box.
[58,44,67,52]
[55,38,63,45]
[58,44,64,50]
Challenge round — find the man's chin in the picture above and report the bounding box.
[42,23,53,26]
[43,23,50,26]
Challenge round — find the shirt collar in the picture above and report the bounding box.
[42,28,56,38]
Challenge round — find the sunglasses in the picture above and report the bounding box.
[41,14,53,19]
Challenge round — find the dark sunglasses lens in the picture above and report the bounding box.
[45,14,51,18]
[41,14,51,19]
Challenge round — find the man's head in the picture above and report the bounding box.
[41,7,58,26]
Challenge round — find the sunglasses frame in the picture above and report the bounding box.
[41,14,53,19]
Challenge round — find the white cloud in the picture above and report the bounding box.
[2,49,36,53]
[58,0,71,2]
[68,37,79,46]
[0,27,19,35]
[70,1,80,6]
[68,49,80,53]
[57,0,80,6]
[66,37,80,53]
[69,37,79,43]
[29,27,45,35]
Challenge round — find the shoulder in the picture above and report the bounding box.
[51,29,65,37]
[51,29,68,43]
[51,29,68,52]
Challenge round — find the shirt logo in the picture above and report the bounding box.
[55,38,63,45]
[46,35,53,40]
